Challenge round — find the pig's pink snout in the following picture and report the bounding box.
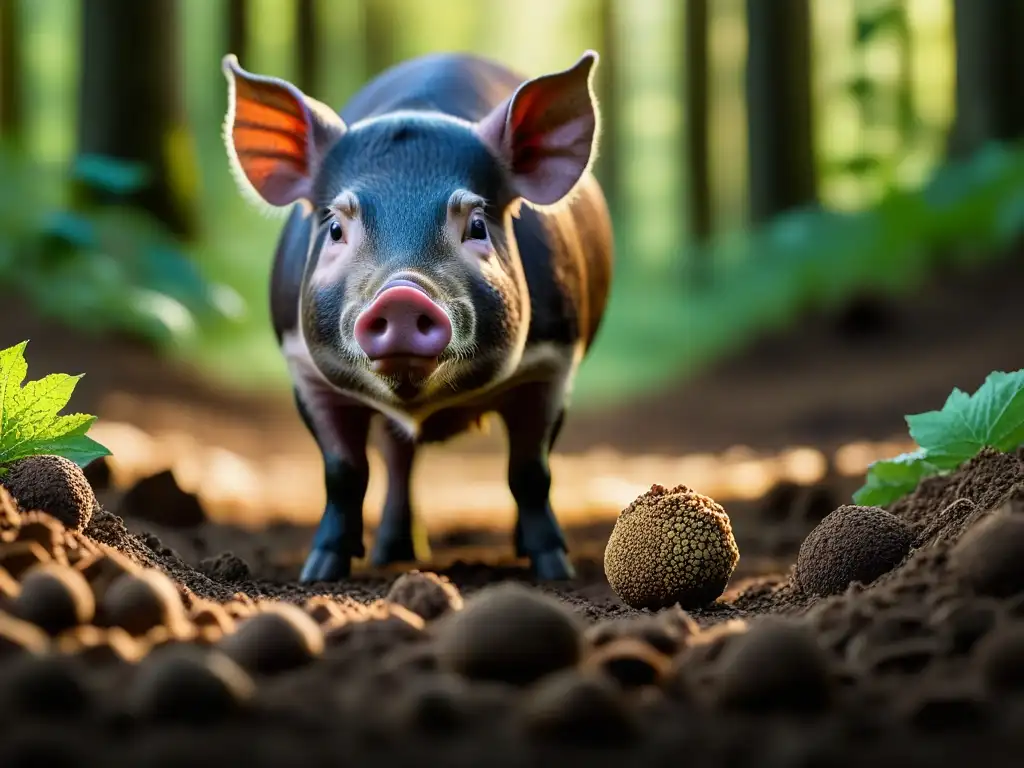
[354,283,452,361]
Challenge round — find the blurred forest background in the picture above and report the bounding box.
[1,0,1022,414]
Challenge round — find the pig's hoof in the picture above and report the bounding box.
[299,548,351,583]
[369,539,417,567]
[530,549,576,581]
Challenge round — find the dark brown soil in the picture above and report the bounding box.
[2,445,1024,765]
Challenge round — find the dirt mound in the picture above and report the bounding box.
[1,446,1023,765]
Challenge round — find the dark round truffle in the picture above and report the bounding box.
[0,654,92,719]
[950,513,1024,598]
[218,603,325,674]
[519,669,640,746]
[434,582,583,687]
[712,617,834,714]
[795,504,913,597]
[0,455,96,532]
[14,564,95,635]
[100,569,189,636]
[385,570,463,621]
[128,645,255,723]
[604,484,739,611]
[582,637,672,689]
[974,623,1024,696]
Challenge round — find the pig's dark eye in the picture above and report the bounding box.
[328,220,344,243]
[466,216,488,241]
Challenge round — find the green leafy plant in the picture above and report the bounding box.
[853,369,1024,506]
[0,341,111,471]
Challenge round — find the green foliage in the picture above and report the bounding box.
[0,148,245,349]
[0,341,111,470]
[853,370,1024,507]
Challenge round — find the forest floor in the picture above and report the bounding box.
[0,254,1022,764]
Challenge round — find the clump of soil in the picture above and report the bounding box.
[0,445,1022,764]
[0,455,97,532]
[603,484,739,610]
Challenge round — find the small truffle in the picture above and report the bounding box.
[582,637,673,689]
[974,623,1024,696]
[128,645,255,723]
[0,654,92,719]
[118,469,206,528]
[0,455,96,532]
[604,484,739,611]
[434,582,583,687]
[100,569,189,636]
[219,603,325,674]
[14,564,96,635]
[519,669,640,746]
[950,513,1024,598]
[385,570,463,621]
[713,617,834,714]
[795,504,913,597]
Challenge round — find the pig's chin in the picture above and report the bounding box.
[370,356,439,400]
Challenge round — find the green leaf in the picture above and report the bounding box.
[906,370,1024,467]
[852,450,942,507]
[0,340,111,467]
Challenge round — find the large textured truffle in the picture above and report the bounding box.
[603,484,739,610]
[795,504,913,597]
[0,455,96,532]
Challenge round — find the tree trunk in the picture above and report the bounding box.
[77,0,199,241]
[295,0,318,95]
[227,0,248,65]
[949,0,1024,157]
[745,0,817,225]
[363,0,395,78]
[0,0,21,142]
[593,0,619,224]
[685,0,712,251]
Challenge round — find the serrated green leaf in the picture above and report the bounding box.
[852,450,941,507]
[0,341,110,467]
[907,370,1024,467]
[0,340,29,438]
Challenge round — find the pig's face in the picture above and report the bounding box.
[221,53,599,408]
[298,113,529,405]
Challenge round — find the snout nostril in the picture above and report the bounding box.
[416,314,435,334]
[368,317,388,335]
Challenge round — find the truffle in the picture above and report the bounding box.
[0,455,96,532]
[434,582,583,687]
[585,611,697,657]
[118,468,206,528]
[0,654,92,719]
[582,636,673,689]
[795,504,913,597]
[14,564,95,635]
[950,513,1024,598]
[128,645,255,723]
[100,569,189,636]
[219,603,325,674]
[385,570,463,621]
[974,623,1024,696]
[603,484,739,611]
[198,551,251,583]
[713,617,834,714]
[519,669,640,746]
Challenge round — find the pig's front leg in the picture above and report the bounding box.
[369,425,426,566]
[500,381,575,581]
[294,387,373,583]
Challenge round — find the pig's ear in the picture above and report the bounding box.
[222,54,346,208]
[476,51,600,207]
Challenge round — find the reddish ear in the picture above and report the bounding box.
[221,54,346,207]
[476,51,600,207]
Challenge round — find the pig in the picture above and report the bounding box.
[220,49,613,582]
